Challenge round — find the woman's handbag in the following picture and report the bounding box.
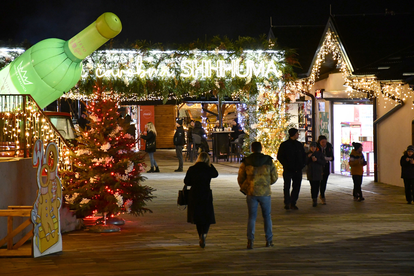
[177,185,188,207]
[146,141,156,151]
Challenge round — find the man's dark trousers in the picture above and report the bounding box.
[176,145,184,169]
[283,170,302,206]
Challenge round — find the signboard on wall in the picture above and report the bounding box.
[305,100,312,143]
[319,112,329,138]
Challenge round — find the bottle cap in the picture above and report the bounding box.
[95,12,123,39]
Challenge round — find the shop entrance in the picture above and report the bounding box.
[333,103,374,175]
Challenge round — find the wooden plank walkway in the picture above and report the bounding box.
[1,150,413,275]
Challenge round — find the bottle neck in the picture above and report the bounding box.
[64,13,122,61]
[63,41,82,63]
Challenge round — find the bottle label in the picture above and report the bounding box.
[68,34,88,60]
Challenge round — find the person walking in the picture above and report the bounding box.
[277,128,306,210]
[306,142,326,207]
[141,122,159,173]
[400,145,414,204]
[349,142,367,201]
[174,119,186,172]
[184,152,219,248]
[317,135,334,204]
[238,141,278,249]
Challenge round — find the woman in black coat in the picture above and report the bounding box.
[184,152,218,248]
[400,145,414,204]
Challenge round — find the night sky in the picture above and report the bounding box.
[0,0,412,46]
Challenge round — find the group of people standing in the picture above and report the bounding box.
[183,128,366,249]
[141,121,414,250]
[141,119,211,174]
[277,128,335,209]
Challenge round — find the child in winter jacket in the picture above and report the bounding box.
[400,145,414,204]
[349,142,367,201]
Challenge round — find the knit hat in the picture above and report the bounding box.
[310,141,318,148]
[176,119,183,126]
[407,145,414,152]
[352,142,362,150]
[288,128,298,137]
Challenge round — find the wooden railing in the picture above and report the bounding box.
[0,206,33,257]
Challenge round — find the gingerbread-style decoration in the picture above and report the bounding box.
[32,140,62,257]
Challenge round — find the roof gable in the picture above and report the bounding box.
[330,13,414,82]
[271,13,414,84]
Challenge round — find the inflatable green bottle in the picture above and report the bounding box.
[0,12,122,108]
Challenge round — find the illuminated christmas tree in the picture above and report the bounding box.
[61,83,154,218]
[240,86,293,174]
[255,87,292,173]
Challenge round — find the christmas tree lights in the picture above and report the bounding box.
[60,82,155,218]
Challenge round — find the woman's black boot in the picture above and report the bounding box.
[199,234,206,248]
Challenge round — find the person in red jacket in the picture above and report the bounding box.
[349,142,367,201]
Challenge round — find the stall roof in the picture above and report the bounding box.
[331,13,414,84]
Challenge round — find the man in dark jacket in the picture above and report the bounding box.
[277,128,306,210]
[174,119,186,172]
[238,142,278,249]
[317,135,334,205]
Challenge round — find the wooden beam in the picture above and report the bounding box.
[8,206,33,210]
[13,223,33,249]
[0,218,32,248]
[0,210,32,217]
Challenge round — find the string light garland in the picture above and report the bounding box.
[0,38,297,168]
[286,28,414,108]
[0,94,72,169]
[59,82,155,218]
